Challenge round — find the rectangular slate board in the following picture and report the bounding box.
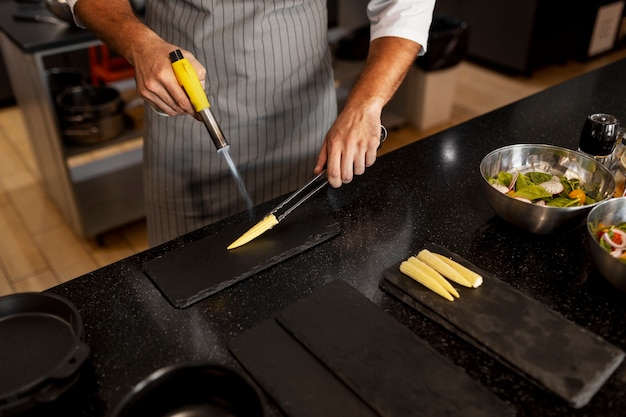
[143,204,340,308]
[380,243,625,408]
[229,318,379,417]
[254,280,514,417]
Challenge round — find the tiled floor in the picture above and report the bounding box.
[0,106,148,296]
[2,48,626,296]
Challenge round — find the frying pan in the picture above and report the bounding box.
[111,363,264,417]
[0,292,90,415]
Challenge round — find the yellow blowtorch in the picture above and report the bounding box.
[169,49,228,150]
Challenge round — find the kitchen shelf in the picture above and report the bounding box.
[0,2,144,239]
[71,147,143,237]
[63,127,143,158]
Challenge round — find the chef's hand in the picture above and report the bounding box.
[314,111,383,188]
[314,36,421,188]
[130,40,205,119]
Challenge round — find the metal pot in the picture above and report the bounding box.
[46,67,87,102]
[56,85,125,145]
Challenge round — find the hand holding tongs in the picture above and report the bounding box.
[227,125,388,249]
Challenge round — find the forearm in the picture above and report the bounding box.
[73,0,160,68]
[343,36,422,119]
[72,0,201,116]
[315,36,422,187]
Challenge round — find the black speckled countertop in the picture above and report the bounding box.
[42,59,626,417]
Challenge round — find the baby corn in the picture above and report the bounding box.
[400,260,454,301]
[417,249,473,287]
[432,253,483,288]
[406,257,460,298]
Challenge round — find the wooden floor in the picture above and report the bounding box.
[2,48,626,296]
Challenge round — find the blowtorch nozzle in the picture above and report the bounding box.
[170,49,229,151]
[198,108,229,150]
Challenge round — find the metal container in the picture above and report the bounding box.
[480,144,615,233]
[586,198,626,293]
[45,0,75,25]
[56,85,125,144]
[46,67,87,102]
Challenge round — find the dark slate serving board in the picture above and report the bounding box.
[229,318,379,417]
[143,204,340,308]
[380,243,625,409]
[273,280,514,417]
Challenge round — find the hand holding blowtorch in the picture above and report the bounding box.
[169,49,229,151]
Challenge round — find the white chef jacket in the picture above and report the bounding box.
[68,0,434,53]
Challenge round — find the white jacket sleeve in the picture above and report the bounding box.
[367,0,435,55]
[65,0,85,28]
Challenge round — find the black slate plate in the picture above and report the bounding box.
[229,318,378,417]
[380,243,625,409]
[273,280,514,417]
[143,204,340,308]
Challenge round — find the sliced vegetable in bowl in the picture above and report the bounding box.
[592,222,626,263]
[488,170,597,207]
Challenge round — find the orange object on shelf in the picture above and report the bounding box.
[89,45,135,85]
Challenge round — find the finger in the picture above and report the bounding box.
[325,150,343,188]
[351,151,366,177]
[314,146,328,175]
[365,131,380,167]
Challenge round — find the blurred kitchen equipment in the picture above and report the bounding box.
[111,363,264,417]
[607,129,626,168]
[130,0,145,14]
[45,0,75,25]
[56,84,125,144]
[46,67,87,105]
[578,113,620,163]
[480,144,615,234]
[0,292,90,416]
[586,198,626,293]
[613,152,626,198]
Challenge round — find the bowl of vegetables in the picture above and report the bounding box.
[480,144,615,234]
[586,198,626,292]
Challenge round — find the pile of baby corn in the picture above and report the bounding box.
[399,249,483,301]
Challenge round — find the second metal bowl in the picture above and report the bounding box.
[586,198,626,293]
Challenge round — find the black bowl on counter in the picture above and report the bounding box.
[480,144,615,234]
[111,363,264,417]
[586,198,626,292]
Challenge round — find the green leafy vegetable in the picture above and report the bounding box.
[527,172,552,184]
[513,184,552,200]
[489,170,596,206]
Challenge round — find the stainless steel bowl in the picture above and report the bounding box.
[480,144,615,233]
[586,198,626,292]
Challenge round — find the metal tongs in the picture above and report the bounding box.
[227,125,387,249]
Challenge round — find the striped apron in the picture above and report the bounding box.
[143,0,336,246]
